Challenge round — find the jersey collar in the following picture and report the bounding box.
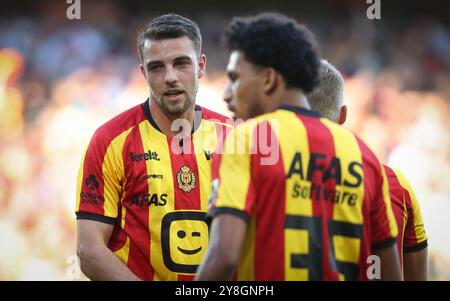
[278,104,321,118]
[141,98,202,135]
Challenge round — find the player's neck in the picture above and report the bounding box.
[271,90,311,112]
[149,100,195,137]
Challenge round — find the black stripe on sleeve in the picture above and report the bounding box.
[208,207,250,223]
[371,238,397,251]
[76,212,117,225]
[404,240,428,253]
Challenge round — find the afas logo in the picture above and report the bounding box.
[129,193,167,207]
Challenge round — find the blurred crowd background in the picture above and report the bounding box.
[0,0,449,280]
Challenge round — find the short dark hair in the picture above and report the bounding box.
[222,13,320,93]
[137,13,202,63]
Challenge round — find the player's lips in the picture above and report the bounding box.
[164,89,184,101]
[177,246,202,255]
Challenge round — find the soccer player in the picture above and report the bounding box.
[307,60,428,280]
[76,14,229,280]
[195,13,401,281]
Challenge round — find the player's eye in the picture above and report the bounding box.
[174,60,191,68]
[228,72,238,82]
[148,64,163,72]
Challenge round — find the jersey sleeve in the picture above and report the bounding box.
[369,158,399,250]
[393,168,428,252]
[75,130,124,224]
[208,122,258,222]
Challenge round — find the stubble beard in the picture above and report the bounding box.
[152,85,198,116]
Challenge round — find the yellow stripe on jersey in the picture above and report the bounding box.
[392,168,427,244]
[276,110,313,217]
[193,119,218,212]
[102,127,133,218]
[285,228,310,280]
[320,119,364,271]
[212,121,234,129]
[272,110,312,281]
[333,236,360,264]
[215,120,257,213]
[75,146,89,212]
[138,121,176,281]
[321,118,364,225]
[401,198,407,253]
[114,236,131,265]
[237,216,256,280]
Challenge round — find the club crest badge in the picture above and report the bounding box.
[177,165,196,193]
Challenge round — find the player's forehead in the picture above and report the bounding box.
[227,51,244,71]
[227,50,257,75]
[142,36,197,65]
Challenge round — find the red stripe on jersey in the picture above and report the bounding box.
[121,125,154,280]
[200,106,229,123]
[355,137,388,280]
[108,204,127,252]
[80,142,107,215]
[177,274,194,281]
[79,103,147,215]
[355,138,374,280]
[253,121,286,280]
[299,115,338,281]
[168,136,201,210]
[384,165,405,264]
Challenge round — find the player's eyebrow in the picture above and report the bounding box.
[145,55,192,68]
[192,232,201,237]
[174,55,192,63]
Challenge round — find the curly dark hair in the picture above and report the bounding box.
[137,13,202,63]
[222,13,320,93]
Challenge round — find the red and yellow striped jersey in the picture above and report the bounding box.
[210,105,398,281]
[76,99,230,280]
[384,165,428,267]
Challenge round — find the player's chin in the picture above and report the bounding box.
[163,99,190,115]
[234,111,249,121]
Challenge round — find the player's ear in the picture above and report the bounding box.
[338,105,347,125]
[140,63,146,79]
[262,67,277,95]
[198,54,206,79]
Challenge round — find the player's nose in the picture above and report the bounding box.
[164,65,178,85]
[223,84,235,111]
